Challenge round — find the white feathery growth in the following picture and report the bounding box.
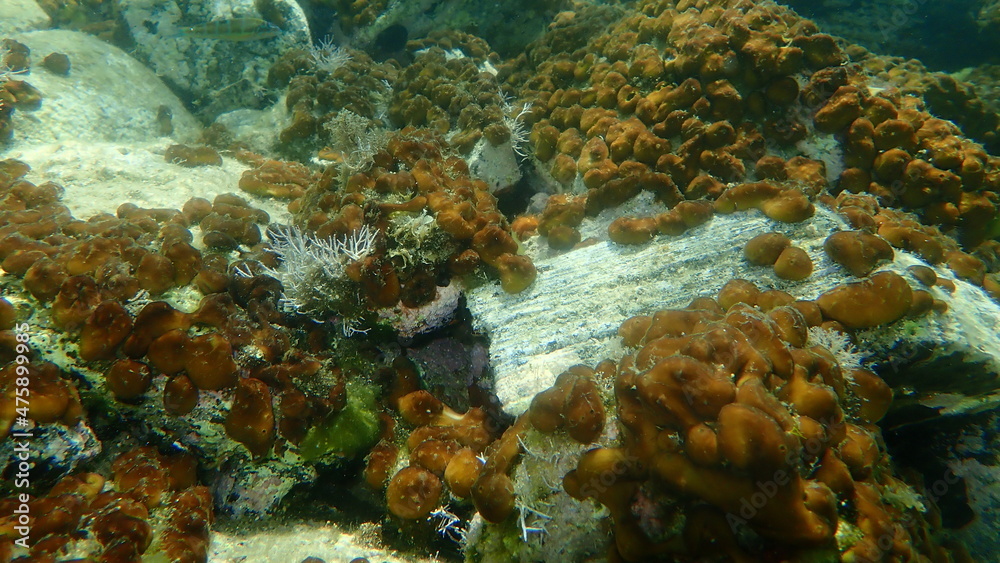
[241,223,377,317]
[807,325,866,373]
[310,36,352,74]
[0,44,26,84]
[500,90,532,157]
[429,507,467,544]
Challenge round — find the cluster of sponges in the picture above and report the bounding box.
[507,0,837,232]
[744,231,813,281]
[266,46,394,159]
[833,190,1000,301]
[514,174,815,253]
[363,358,493,521]
[100,298,240,390]
[96,289,355,461]
[295,128,536,297]
[387,31,525,155]
[236,152,316,200]
[0,160,270,358]
[743,223,922,285]
[365,358,608,528]
[0,158,345,462]
[444,261,953,557]
[715,180,816,223]
[499,0,1000,306]
[555,284,964,561]
[364,360,609,541]
[222,62,538,301]
[1,155,453,472]
[857,54,1000,156]
[182,192,270,255]
[0,447,211,562]
[0,159,269,307]
[84,294,276,458]
[719,265,936,331]
[269,27,535,162]
[806,69,1000,249]
[0,359,83,436]
[164,144,223,168]
[1,40,43,143]
[469,364,609,525]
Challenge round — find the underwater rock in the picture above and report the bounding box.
[404,335,488,414]
[119,0,311,121]
[327,0,575,59]
[938,411,1000,559]
[377,281,462,341]
[0,0,50,36]
[0,420,101,485]
[208,522,438,563]
[466,134,524,194]
[7,30,201,145]
[5,140,290,223]
[214,98,291,155]
[468,202,1000,417]
[211,456,317,518]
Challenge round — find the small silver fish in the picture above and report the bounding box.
[178,17,280,41]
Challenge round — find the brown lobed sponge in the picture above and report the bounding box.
[365,358,497,521]
[551,284,961,561]
[0,448,210,562]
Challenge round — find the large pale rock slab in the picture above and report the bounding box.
[210,523,438,563]
[5,140,290,225]
[119,0,310,119]
[467,202,1000,417]
[8,30,201,146]
[0,0,50,36]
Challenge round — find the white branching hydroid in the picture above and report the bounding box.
[239,224,377,318]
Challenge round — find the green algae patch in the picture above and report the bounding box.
[299,381,380,461]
